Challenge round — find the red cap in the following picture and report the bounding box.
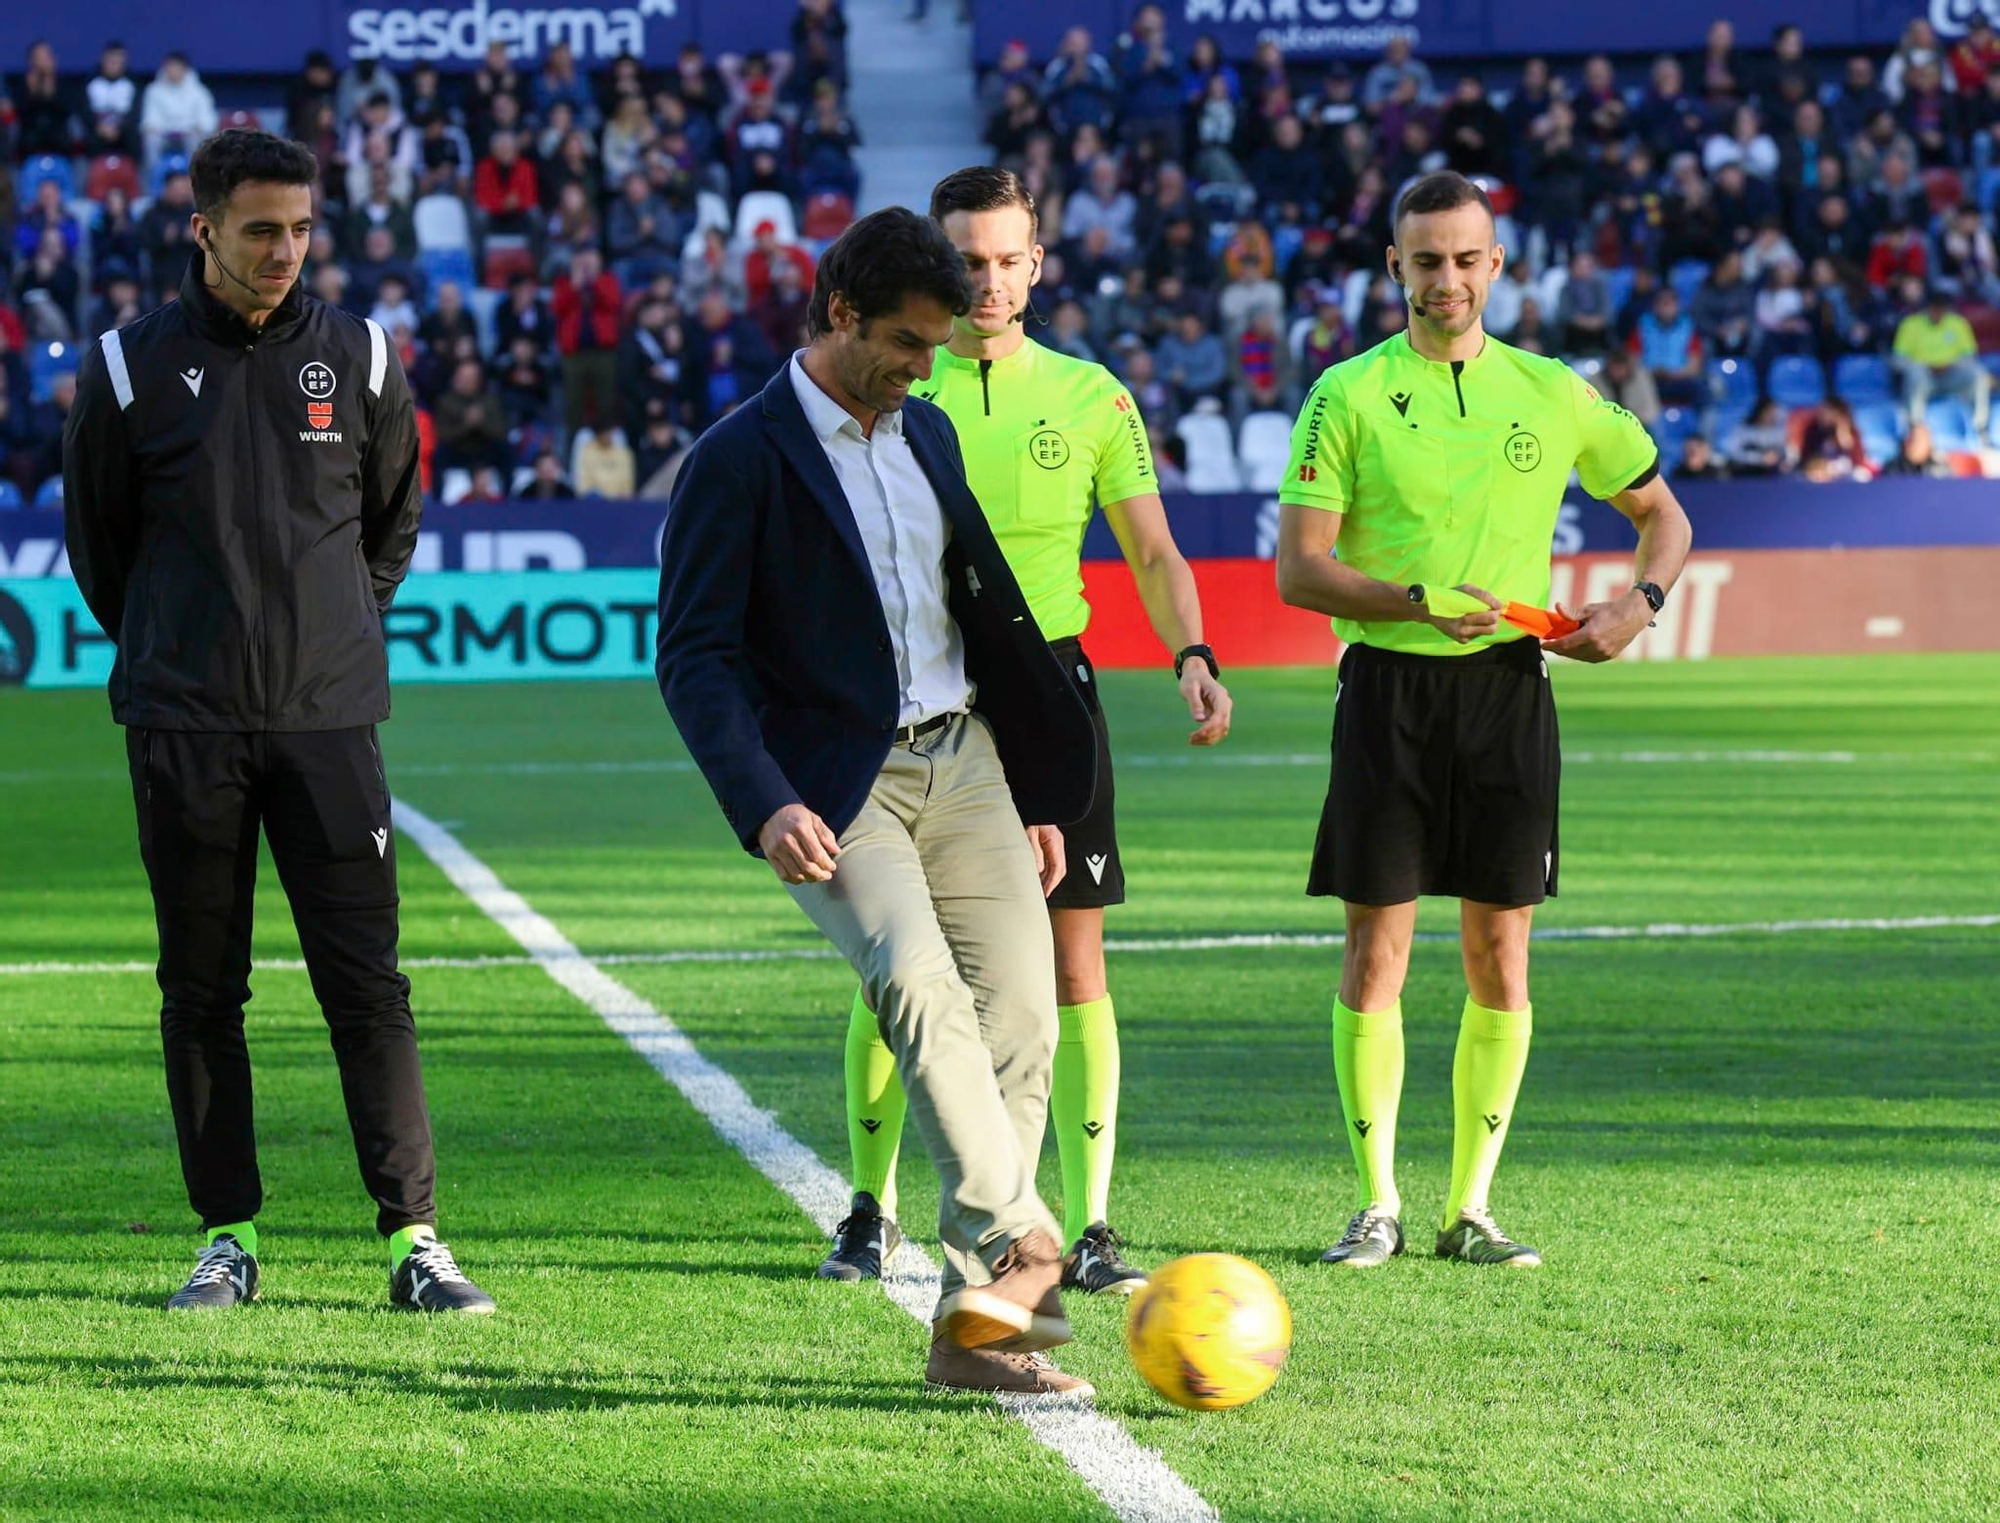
[755,219,777,237]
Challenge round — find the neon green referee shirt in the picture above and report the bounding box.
[1280,330,1658,656]
[916,339,1156,642]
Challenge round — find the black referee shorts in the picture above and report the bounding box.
[1307,635,1560,907]
[1045,637,1124,910]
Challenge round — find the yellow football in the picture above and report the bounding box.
[1124,1253,1292,1411]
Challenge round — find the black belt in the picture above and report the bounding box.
[891,712,956,745]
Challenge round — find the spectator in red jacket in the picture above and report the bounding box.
[552,245,624,436]
[742,221,815,307]
[1866,219,1929,290]
[475,129,540,239]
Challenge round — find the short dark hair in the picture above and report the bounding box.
[190,128,318,223]
[808,207,972,338]
[928,165,1039,235]
[1392,170,1495,236]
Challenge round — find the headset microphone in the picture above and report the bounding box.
[200,229,271,302]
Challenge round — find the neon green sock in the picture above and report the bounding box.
[208,1220,258,1259]
[1444,997,1533,1227]
[1331,999,1404,1216]
[1051,995,1120,1244]
[389,1223,436,1268]
[843,988,905,1222]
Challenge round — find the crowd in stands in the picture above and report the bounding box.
[6,10,2000,503]
[0,4,858,503]
[980,9,2000,489]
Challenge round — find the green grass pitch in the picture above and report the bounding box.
[2,654,1997,1518]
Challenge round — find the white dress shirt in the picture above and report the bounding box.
[790,353,970,726]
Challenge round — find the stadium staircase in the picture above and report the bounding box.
[846,0,983,215]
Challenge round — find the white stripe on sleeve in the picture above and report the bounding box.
[100,329,135,410]
[365,318,387,397]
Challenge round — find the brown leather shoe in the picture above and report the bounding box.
[925,1335,1095,1398]
[933,1229,1070,1353]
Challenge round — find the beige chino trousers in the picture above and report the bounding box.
[787,712,1063,1301]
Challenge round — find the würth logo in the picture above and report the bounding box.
[1297,463,1317,482]
[1113,394,1131,412]
[307,402,333,428]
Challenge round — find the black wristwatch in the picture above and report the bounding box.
[1634,580,1666,613]
[1174,644,1219,681]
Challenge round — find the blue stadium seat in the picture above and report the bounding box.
[1854,401,1903,463]
[17,154,74,206]
[1833,353,1893,404]
[152,152,191,195]
[33,476,64,507]
[1669,259,1712,307]
[1604,265,1636,317]
[29,341,78,403]
[0,480,23,511]
[1767,354,1826,406]
[1653,406,1701,453]
[1708,357,1757,408]
[1709,402,1752,441]
[1924,398,1977,451]
[418,247,477,302]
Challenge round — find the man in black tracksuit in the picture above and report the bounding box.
[62,129,493,1314]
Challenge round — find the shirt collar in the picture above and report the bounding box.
[790,350,901,440]
[936,337,1035,374]
[1395,328,1493,371]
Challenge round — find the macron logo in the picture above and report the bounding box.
[371,827,389,858]
[1085,853,1108,884]
[180,368,204,397]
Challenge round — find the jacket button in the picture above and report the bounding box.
[876,636,889,652]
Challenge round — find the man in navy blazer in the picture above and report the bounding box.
[656,209,1099,1399]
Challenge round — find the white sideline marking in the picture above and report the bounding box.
[389,798,1218,1523]
[10,748,1992,788]
[7,913,1998,979]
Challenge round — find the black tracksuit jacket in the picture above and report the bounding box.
[62,259,423,731]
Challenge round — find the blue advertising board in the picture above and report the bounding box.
[3,0,1983,75]
[4,475,1997,596]
[974,0,1988,67]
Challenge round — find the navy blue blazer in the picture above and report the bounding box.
[655,363,1097,853]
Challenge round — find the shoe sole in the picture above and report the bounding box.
[1319,1252,1398,1268]
[1436,1249,1543,1269]
[924,1376,1096,1400]
[816,1263,876,1281]
[1062,1275,1147,1296]
[935,1288,1071,1353]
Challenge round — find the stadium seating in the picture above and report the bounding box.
[418,247,477,302]
[694,190,733,236]
[1668,259,1711,308]
[801,191,854,241]
[1708,357,1757,410]
[1854,401,1903,463]
[1924,398,1978,452]
[29,342,79,403]
[1653,405,1702,454]
[84,155,141,202]
[1236,410,1293,491]
[0,480,24,511]
[1922,168,1965,219]
[1175,413,1243,492]
[1767,355,1826,407]
[18,155,75,206]
[1833,354,1894,404]
[733,191,798,247]
[413,193,473,252]
[480,237,536,290]
[33,477,64,506]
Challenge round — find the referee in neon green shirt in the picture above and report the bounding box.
[818,166,1233,1294]
[1277,171,1693,1270]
